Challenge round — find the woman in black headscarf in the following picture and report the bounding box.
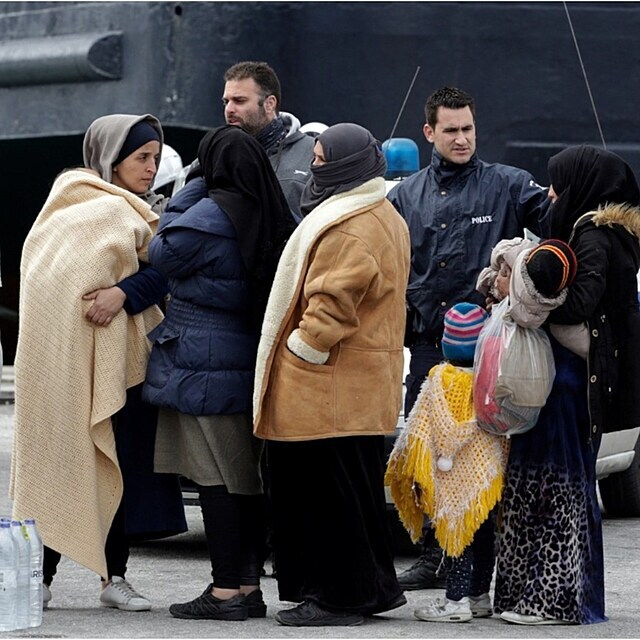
[253,123,411,626]
[198,125,298,323]
[495,145,640,626]
[142,125,296,621]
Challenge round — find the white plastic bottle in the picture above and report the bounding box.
[0,520,18,632]
[10,521,29,629]
[23,519,43,628]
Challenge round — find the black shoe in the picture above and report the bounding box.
[169,585,248,620]
[244,589,267,618]
[363,593,407,616]
[275,601,364,627]
[397,550,447,590]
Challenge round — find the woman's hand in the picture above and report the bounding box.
[83,287,127,326]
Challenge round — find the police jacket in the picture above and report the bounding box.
[388,150,550,343]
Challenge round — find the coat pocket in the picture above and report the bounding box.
[145,324,180,389]
[148,323,179,345]
[266,345,336,438]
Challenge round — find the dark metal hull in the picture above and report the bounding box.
[1,1,638,362]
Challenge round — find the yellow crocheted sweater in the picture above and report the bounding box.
[385,362,509,557]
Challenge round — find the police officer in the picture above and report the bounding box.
[387,86,550,590]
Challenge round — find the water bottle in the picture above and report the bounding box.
[10,521,29,629]
[23,519,43,628]
[0,520,18,632]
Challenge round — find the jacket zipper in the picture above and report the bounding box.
[569,220,596,453]
[585,318,595,453]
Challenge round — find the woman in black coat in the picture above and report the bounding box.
[494,146,640,626]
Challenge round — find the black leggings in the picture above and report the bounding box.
[197,483,265,590]
[43,501,129,585]
[445,514,496,601]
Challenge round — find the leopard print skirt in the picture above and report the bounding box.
[494,341,606,625]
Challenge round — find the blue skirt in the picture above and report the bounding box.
[494,338,606,624]
[114,384,188,540]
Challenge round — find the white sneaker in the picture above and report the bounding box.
[500,610,566,625]
[43,584,52,609]
[414,596,472,622]
[100,576,151,612]
[469,592,492,618]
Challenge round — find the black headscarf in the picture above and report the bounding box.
[300,123,387,216]
[547,145,640,241]
[197,125,297,324]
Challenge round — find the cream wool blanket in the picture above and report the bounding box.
[10,170,163,578]
[253,177,386,424]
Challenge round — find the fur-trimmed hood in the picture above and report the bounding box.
[577,202,640,242]
[574,203,640,272]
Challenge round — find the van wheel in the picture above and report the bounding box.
[599,436,640,517]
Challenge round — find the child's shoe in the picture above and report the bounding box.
[469,592,492,618]
[414,596,472,622]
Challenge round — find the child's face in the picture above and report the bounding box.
[495,262,512,299]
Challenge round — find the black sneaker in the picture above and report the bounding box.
[244,589,267,618]
[363,593,407,616]
[275,601,364,627]
[169,585,248,621]
[397,549,447,590]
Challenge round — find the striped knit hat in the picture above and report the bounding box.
[525,239,577,297]
[442,302,489,365]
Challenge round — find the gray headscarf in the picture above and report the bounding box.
[299,123,386,216]
[82,113,164,185]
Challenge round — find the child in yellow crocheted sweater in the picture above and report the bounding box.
[386,302,508,623]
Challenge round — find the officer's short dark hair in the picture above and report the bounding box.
[425,87,475,128]
[224,61,282,110]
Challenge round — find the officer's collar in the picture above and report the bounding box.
[431,149,478,183]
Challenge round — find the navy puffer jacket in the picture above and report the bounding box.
[142,178,259,415]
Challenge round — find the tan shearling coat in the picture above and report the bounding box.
[253,177,410,441]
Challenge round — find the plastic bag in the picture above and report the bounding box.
[473,299,555,436]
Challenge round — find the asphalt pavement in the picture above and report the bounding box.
[1,402,639,639]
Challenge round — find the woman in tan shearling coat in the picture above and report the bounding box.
[253,123,410,627]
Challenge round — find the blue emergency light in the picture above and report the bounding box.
[382,138,419,179]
